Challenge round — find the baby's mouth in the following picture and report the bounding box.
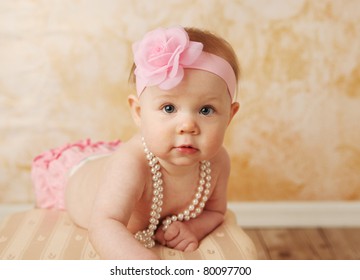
[175,145,199,154]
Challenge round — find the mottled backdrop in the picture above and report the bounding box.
[0,0,359,204]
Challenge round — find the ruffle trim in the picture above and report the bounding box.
[31,139,121,209]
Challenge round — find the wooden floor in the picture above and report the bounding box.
[244,227,360,260]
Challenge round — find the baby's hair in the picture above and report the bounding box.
[128,27,240,85]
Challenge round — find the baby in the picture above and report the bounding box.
[31,26,240,259]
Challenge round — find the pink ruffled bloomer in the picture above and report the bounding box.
[31,139,121,210]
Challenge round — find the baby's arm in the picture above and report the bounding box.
[89,214,158,259]
[155,148,230,251]
[88,146,159,260]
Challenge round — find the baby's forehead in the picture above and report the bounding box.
[143,89,229,106]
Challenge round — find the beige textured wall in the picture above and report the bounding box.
[0,0,359,204]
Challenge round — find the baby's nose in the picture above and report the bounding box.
[177,116,199,135]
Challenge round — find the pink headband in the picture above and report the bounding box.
[132,27,236,100]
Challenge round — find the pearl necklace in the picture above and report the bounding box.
[134,138,212,248]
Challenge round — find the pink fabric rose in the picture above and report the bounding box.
[133,27,203,95]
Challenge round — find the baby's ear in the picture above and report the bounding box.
[128,94,141,126]
[228,101,240,125]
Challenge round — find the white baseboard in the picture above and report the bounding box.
[1,202,360,228]
[228,201,360,228]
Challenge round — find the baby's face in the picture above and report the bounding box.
[139,69,238,166]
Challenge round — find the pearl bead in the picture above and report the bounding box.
[135,137,211,249]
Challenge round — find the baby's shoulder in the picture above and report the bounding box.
[211,146,230,165]
[210,146,231,177]
[106,136,148,174]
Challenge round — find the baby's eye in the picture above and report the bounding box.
[162,104,176,114]
[200,106,215,116]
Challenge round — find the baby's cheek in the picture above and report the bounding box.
[202,136,223,155]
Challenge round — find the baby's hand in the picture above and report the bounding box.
[155,221,198,252]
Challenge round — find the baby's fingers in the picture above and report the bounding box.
[163,222,181,241]
[184,241,198,252]
[154,228,166,246]
[165,238,198,252]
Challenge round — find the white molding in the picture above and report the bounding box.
[228,202,360,228]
